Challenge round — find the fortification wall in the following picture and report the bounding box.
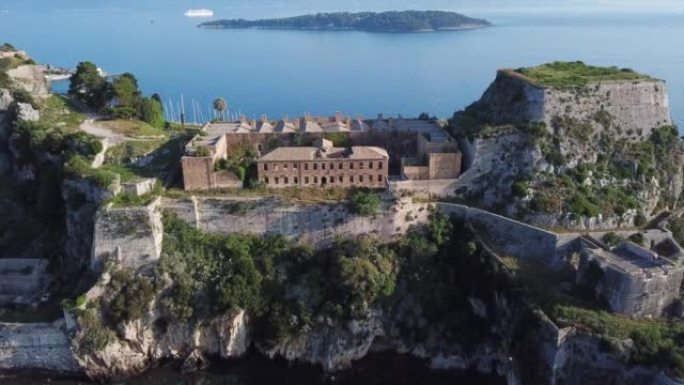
[473,71,671,141]
[438,203,561,268]
[160,197,430,247]
[389,179,460,198]
[159,197,560,268]
[578,251,684,317]
[91,199,163,272]
[539,80,671,140]
[0,321,80,373]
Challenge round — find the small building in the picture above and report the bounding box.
[577,240,684,317]
[257,139,388,188]
[401,131,462,181]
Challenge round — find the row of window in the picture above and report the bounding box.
[263,161,383,172]
[264,174,385,185]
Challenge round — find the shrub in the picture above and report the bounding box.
[634,212,647,227]
[349,190,381,216]
[108,269,156,323]
[512,179,529,197]
[628,233,646,246]
[78,308,116,354]
[602,232,623,248]
[568,193,601,218]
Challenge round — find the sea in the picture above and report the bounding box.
[0,4,682,126]
[0,3,682,384]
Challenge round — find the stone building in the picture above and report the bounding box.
[576,240,684,317]
[257,139,388,188]
[180,114,455,191]
[401,130,462,181]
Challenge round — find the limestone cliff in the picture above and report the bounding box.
[451,64,683,230]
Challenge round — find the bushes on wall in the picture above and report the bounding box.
[349,190,381,216]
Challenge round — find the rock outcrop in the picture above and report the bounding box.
[75,309,250,380]
[452,66,683,230]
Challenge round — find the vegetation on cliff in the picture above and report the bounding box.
[512,61,651,88]
[79,211,508,356]
[199,11,490,32]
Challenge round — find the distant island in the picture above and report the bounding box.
[198,10,491,33]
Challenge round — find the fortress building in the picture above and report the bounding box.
[257,139,388,189]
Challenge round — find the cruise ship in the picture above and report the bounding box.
[184,8,214,18]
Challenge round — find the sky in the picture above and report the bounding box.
[1,0,683,15]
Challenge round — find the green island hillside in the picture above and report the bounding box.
[199,10,491,32]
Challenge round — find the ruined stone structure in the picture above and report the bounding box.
[401,133,462,181]
[577,240,684,317]
[257,139,389,188]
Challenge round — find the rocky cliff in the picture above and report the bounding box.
[451,63,683,230]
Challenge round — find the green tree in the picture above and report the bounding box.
[213,97,228,121]
[69,61,109,110]
[141,97,165,128]
[111,73,141,109]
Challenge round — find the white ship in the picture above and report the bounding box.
[184,8,214,18]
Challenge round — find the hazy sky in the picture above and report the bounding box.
[2,0,682,15]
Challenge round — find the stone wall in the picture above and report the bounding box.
[389,178,460,198]
[91,198,163,272]
[429,152,461,179]
[474,71,671,141]
[159,197,561,268]
[0,321,80,373]
[438,203,562,268]
[0,259,49,298]
[577,248,684,317]
[181,156,215,190]
[160,197,428,247]
[540,80,671,140]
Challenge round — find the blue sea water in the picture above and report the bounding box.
[0,6,682,126]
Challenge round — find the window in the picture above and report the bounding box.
[265,177,269,184]
[378,162,383,169]
[275,177,279,185]
[338,175,343,183]
[329,177,334,184]
[314,163,318,170]
[369,162,373,169]
[322,163,326,170]
[294,177,299,184]
[350,163,354,169]
[294,163,298,169]
[284,177,289,184]
[305,176,309,184]
[284,163,288,170]
[378,175,383,182]
[359,162,364,169]
[314,176,318,184]
[305,164,309,171]
[349,175,354,183]
[360,175,364,182]
[264,164,269,171]
[339,163,343,170]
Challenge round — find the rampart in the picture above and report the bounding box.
[91,198,163,272]
[158,198,561,268]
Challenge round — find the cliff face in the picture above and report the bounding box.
[452,69,683,230]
